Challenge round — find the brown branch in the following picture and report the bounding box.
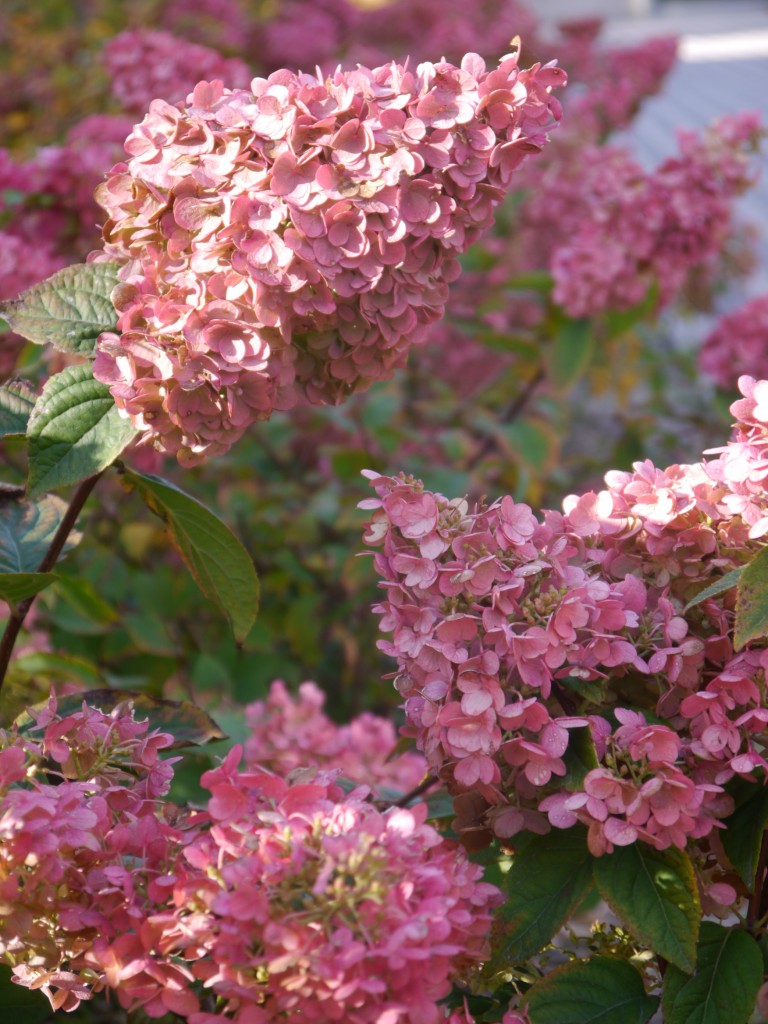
[393,774,438,808]
[0,471,104,693]
[466,366,545,468]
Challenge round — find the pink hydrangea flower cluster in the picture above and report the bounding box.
[363,374,768,854]
[170,748,501,1024]
[549,112,762,317]
[160,0,252,53]
[699,294,768,389]
[0,698,182,1014]
[2,700,500,1018]
[103,29,253,117]
[555,29,678,141]
[244,679,426,793]
[335,0,538,69]
[91,50,565,464]
[255,0,364,73]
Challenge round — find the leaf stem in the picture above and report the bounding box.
[0,471,104,694]
[748,828,768,931]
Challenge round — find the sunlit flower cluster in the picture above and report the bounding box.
[0,698,181,1013]
[92,50,564,464]
[363,374,768,854]
[1,700,498,1020]
[171,749,501,1023]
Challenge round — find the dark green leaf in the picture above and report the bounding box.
[527,956,658,1024]
[125,470,259,644]
[593,844,700,973]
[424,790,455,820]
[549,318,595,392]
[0,672,50,728]
[684,568,743,612]
[720,781,768,888]
[0,261,119,353]
[0,571,57,604]
[0,965,50,1022]
[662,923,762,1024]
[17,689,227,749]
[26,363,137,496]
[53,574,119,626]
[0,379,36,437]
[734,546,768,649]
[562,725,599,790]
[0,492,76,572]
[487,826,593,968]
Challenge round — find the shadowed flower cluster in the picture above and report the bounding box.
[244,679,427,793]
[103,29,253,117]
[699,294,768,389]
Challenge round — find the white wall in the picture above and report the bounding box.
[529,0,655,20]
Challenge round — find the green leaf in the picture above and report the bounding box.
[506,270,554,292]
[662,923,762,1024]
[0,965,50,1022]
[17,689,227,749]
[0,492,76,572]
[593,844,700,973]
[549,318,595,392]
[720,781,768,888]
[53,574,119,626]
[11,651,105,689]
[0,379,36,437]
[0,672,50,728]
[498,418,558,472]
[26,363,137,497]
[487,826,593,968]
[0,571,57,604]
[527,956,658,1024]
[562,725,599,790]
[0,261,119,353]
[684,567,743,612]
[125,470,259,644]
[734,546,768,650]
[602,282,659,342]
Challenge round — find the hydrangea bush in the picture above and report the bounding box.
[1,1,768,1022]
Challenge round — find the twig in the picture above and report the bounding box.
[393,774,438,808]
[748,829,768,930]
[0,471,104,693]
[466,366,545,468]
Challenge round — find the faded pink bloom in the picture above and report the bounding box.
[363,376,768,848]
[172,753,502,1023]
[93,50,564,463]
[103,29,252,116]
[243,680,426,793]
[699,295,768,390]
